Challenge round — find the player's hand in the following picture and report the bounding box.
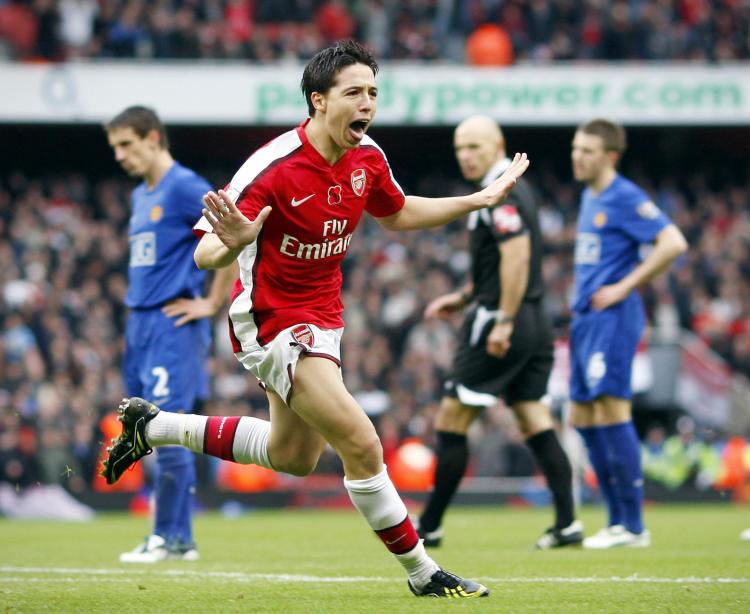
[486,321,513,358]
[424,292,466,319]
[202,189,271,250]
[162,297,218,327]
[591,283,628,311]
[477,153,530,208]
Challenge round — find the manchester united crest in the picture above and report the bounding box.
[351,168,366,197]
[150,205,164,222]
[291,324,315,347]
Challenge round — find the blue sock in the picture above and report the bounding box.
[154,447,195,544]
[601,422,644,534]
[577,426,622,527]
[176,461,196,545]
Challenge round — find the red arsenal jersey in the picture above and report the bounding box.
[195,120,405,348]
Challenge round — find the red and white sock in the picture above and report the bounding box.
[344,466,438,589]
[146,413,272,468]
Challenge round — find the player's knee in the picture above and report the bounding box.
[512,402,553,437]
[339,430,383,472]
[283,458,318,477]
[273,451,319,477]
[434,399,474,433]
[268,440,322,476]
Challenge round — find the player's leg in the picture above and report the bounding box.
[264,389,327,474]
[171,447,198,560]
[110,388,327,475]
[416,305,503,548]
[572,399,625,536]
[116,313,171,563]
[103,323,334,482]
[118,311,197,563]
[598,395,649,545]
[506,308,581,547]
[145,316,208,560]
[579,300,648,548]
[153,446,196,554]
[512,400,582,548]
[417,397,477,547]
[290,355,487,598]
[569,310,625,537]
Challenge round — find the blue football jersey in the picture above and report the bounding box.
[126,162,211,308]
[572,174,670,313]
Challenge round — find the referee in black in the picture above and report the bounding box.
[416,115,582,549]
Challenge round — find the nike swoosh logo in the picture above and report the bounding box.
[385,534,407,545]
[291,194,315,207]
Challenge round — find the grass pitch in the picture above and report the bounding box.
[1,503,749,613]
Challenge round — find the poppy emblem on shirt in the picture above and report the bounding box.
[150,205,163,222]
[351,169,366,197]
[593,212,607,227]
[492,205,522,234]
[327,185,343,206]
[291,324,315,348]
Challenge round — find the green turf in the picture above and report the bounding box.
[1,504,749,613]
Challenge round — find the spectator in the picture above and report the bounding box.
[2,0,748,62]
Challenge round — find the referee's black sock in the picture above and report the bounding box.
[526,429,575,529]
[419,431,468,533]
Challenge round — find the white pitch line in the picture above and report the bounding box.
[0,567,748,585]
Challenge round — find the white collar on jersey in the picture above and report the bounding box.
[480,157,512,188]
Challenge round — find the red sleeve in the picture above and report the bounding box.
[235,181,270,220]
[365,151,405,218]
[232,174,272,220]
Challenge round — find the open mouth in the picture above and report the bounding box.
[348,119,370,141]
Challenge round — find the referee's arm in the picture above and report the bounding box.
[498,234,530,320]
[486,234,530,357]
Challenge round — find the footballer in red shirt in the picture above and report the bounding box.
[103,39,529,599]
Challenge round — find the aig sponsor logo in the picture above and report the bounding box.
[130,232,156,267]
[574,232,600,265]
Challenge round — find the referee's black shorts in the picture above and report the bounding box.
[445,301,553,407]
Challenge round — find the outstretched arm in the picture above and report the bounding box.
[377,153,529,231]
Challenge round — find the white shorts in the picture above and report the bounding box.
[235,323,343,403]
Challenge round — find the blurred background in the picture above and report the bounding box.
[1,0,750,518]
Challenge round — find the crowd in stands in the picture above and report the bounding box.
[1,154,749,496]
[1,0,749,63]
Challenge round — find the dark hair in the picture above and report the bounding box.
[105,105,169,150]
[577,118,626,155]
[300,40,379,116]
